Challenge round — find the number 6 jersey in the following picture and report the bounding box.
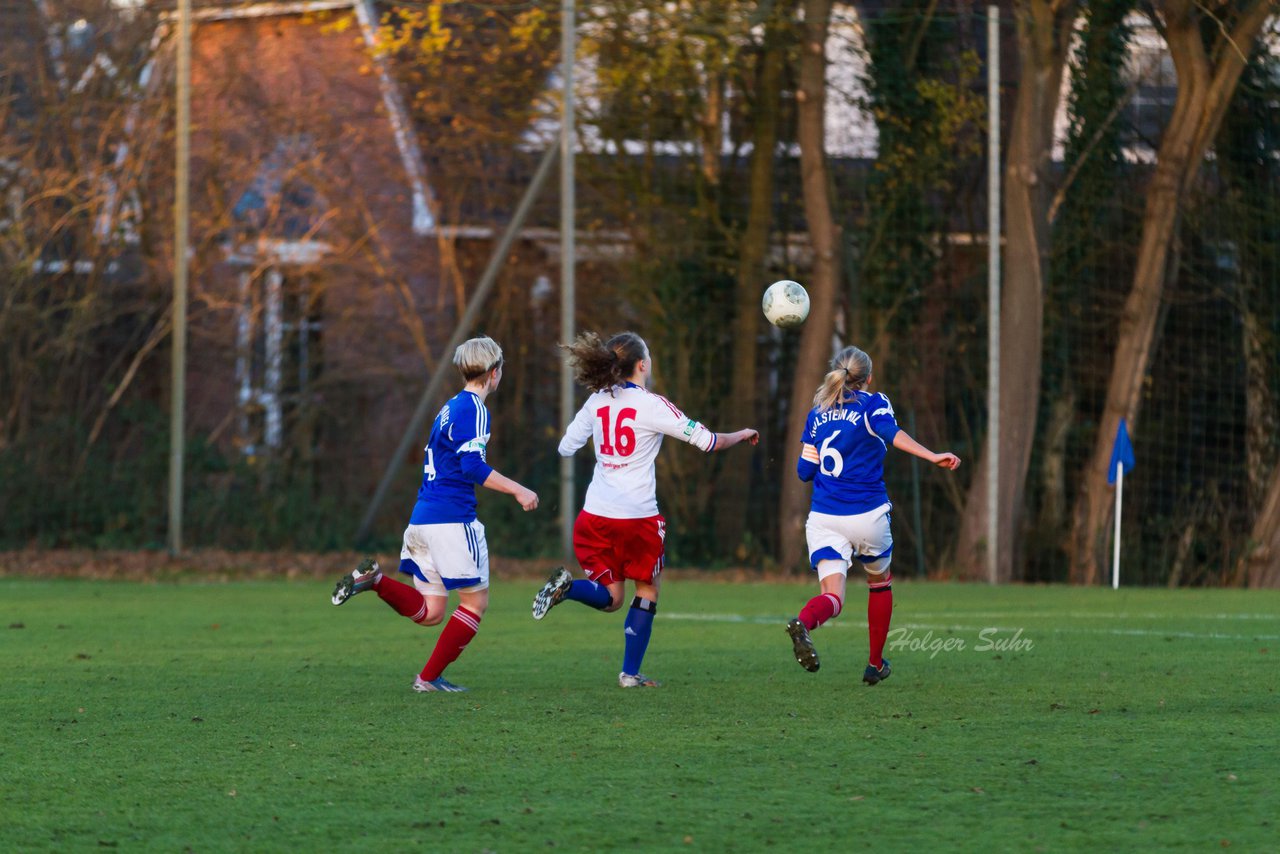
[797,390,902,516]
[558,382,716,519]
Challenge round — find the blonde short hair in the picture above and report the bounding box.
[454,336,504,381]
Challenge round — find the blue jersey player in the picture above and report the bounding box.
[785,345,960,685]
[331,336,539,693]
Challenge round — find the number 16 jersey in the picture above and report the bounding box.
[558,382,716,519]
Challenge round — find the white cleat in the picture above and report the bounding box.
[618,672,660,688]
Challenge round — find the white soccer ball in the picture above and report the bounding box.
[762,280,810,329]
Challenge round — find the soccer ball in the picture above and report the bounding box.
[762,280,810,329]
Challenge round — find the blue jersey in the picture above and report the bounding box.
[409,390,495,525]
[797,390,901,515]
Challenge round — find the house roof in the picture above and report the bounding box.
[3,0,438,250]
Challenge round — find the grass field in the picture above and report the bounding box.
[2,575,1277,852]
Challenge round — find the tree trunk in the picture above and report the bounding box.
[714,4,790,559]
[778,0,840,571]
[952,0,1076,581]
[1068,0,1273,583]
[1239,464,1280,588]
[1242,305,1275,507]
[1036,385,1075,534]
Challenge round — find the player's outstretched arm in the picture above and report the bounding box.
[891,431,961,470]
[481,470,540,510]
[711,428,760,451]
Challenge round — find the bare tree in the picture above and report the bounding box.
[714,0,794,559]
[779,0,840,568]
[1238,466,1280,587]
[1068,0,1275,583]
[953,0,1078,581]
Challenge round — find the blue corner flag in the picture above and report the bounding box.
[1107,418,1135,485]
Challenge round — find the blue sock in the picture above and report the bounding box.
[567,579,612,610]
[622,597,656,675]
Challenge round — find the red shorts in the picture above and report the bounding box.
[573,511,666,586]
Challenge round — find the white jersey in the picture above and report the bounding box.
[558,382,717,518]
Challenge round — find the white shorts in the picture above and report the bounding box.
[399,520,490,596]
[805,504,893,577]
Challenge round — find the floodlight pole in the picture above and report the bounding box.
[986,5,1001,585]
[168,0,191,555]
[559,0,576,564]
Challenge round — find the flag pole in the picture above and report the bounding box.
[1112,463,1123,589]
[1107,417,1134,589]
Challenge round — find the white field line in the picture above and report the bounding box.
[906,611,1280,622]
[661,612,1280,641]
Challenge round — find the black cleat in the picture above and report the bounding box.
[531,566,573,620]
[786,618,820,672]
[863,659,892,685]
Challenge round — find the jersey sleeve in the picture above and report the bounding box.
[558,400,595,457]
[797,408,819,482]
[866,393,901,444]
[648,394,716,452]
[452,397,494,484]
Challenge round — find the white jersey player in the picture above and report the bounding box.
[558,380,718,518]
[531,331,758,688]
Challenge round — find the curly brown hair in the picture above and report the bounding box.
[561,331,647,392]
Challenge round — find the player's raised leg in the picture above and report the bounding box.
[532,564,617,619]
[786,560,847,672]
[786,618,820,672]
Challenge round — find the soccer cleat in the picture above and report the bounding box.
[863,659,892,686]
[618,672,660,688]
[531,565,573,620]
[331,557,381,605]
[786,617,820,672]
[413,675,468,693]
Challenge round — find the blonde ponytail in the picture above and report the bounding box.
[812,346,872,411]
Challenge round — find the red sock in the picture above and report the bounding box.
[867,572,893,667]
[419,606,481,681]
[374,575,429,623]
[798,592,843,631]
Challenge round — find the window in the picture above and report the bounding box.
[235,268,323,456]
